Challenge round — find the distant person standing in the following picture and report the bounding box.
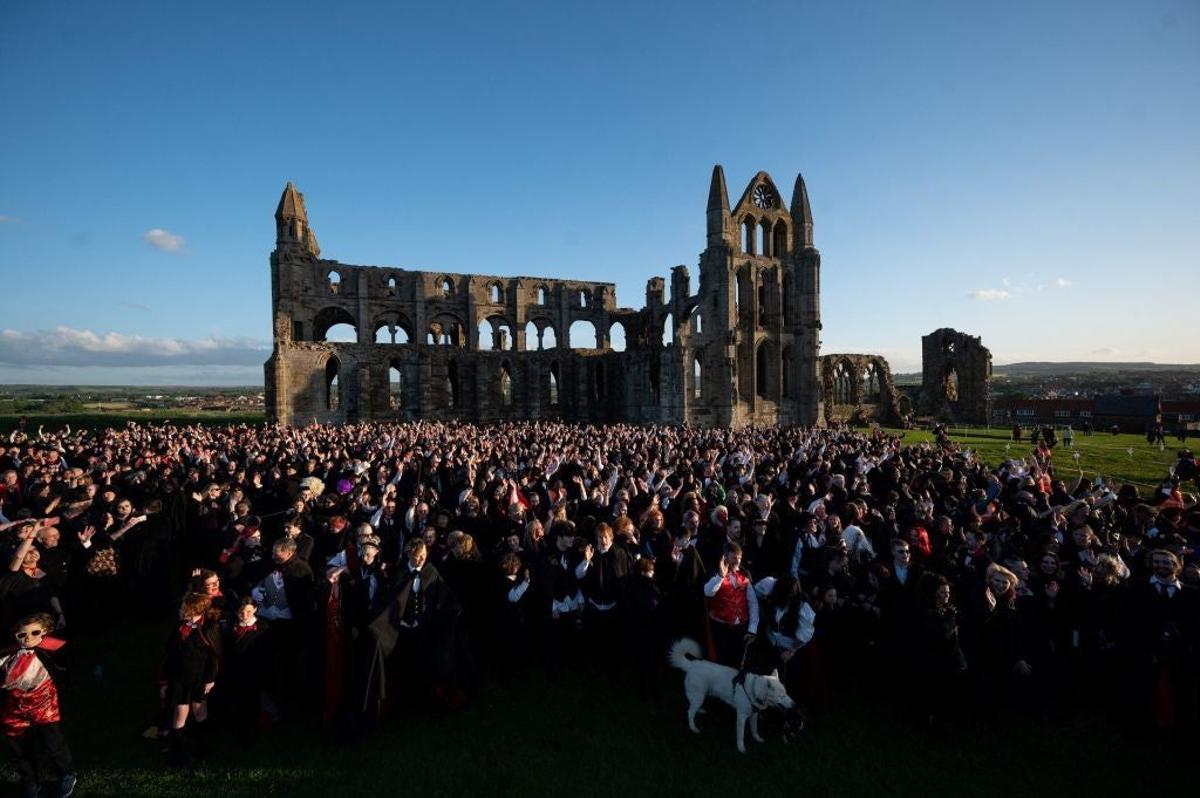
[1012,423,1022,442]
[1062,425,1074,448]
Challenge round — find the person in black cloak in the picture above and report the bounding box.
[358,538,467,728]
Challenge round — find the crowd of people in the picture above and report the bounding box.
[1,418,1198,788]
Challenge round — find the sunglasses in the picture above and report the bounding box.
[15,629,44,641]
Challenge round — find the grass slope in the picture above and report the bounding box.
[9,622,1183,798]
[886,427,1185,490]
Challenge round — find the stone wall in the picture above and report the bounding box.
[819,353,901,424]
[264,169,825,427]
[919,328,991,423]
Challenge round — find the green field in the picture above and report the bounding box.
[5,620,1184,798]
[883,426,1185,492]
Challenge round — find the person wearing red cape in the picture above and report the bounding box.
[1,612,77,798]
[1126,549,1198,737]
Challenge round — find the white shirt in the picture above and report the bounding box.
[842,525,875,562]
[506,574,529,603]
[1151,576,1181,598]
[754,576,815,650]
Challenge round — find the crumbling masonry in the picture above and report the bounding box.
[920,328,992,423]
[265,168,902,427]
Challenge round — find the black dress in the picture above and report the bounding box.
[161,622,219,706]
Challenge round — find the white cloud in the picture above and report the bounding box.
[0,327,268,368]
[1091,347,1121,357]
[143,228,184,252]
[0,215,17,224]
[1055,277,1072,288]
[967,288,1009,301]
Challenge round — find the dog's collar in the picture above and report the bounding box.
[742,675,770,711]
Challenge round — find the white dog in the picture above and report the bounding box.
[668,638,794,752]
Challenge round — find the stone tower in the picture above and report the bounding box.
[920,328,991,423]
[684,166,822,426]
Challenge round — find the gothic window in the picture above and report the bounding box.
[742,218,756,255]
[537,285,548,305]
[389,363,403,412]
[500,363,513,406]
[569,320,598,349]
[478,317,513,351]
[549,362,560,406]
[773,220,788,258]
[387,276,397,296]
[327,271,342,294]
[833,361,853,405]
[324,323,357,343]
[782,275,793,326]
[609,321,626,352]
[756,344,769,398]
[693,355,702,399]
[594,362,606,401]
[490,282,503,303]
[440,277,454,298]
[945,367,959,403]
[782,347,793,397]
[447,360,459,408]
[862,362,882,403]
[325,358,340,411]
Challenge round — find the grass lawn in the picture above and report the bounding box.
[3,619,1184,798]
[883,426,1187,492]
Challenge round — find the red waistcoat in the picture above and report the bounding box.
[709,571,750,626]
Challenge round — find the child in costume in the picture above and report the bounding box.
[160,592,220,766]
[0,612,76,797]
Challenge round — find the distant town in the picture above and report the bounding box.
[2,361,1198,433]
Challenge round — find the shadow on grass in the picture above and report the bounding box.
[2,619,1184,798]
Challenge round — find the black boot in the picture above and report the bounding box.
[168,728,190,768]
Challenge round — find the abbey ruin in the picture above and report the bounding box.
[264,168,982,427]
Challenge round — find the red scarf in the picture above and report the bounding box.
[232,623,258,639]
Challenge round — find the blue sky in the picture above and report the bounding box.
[1,0,1197,385]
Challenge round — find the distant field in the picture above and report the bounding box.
[0,410,265,435]
[884,426,1186,490]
